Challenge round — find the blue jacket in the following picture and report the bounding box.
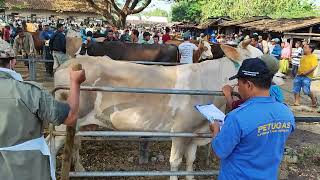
[272,44,282,60]
[40,30,54,41]
[50,31,66,53]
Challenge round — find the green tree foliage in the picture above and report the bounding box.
[0,0,4,9]
[143,8,169,17]
[86,0,152,28]
[171,0,320,23]
[171,0,201,22]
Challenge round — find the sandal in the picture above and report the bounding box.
[292,103,300,106]
[311,102,318,108]
[311,97,318,108]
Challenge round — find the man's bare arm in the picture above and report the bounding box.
[63,69,86,126]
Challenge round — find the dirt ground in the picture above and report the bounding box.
[15,62,320,180]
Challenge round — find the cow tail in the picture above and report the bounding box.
[175,45,180,63]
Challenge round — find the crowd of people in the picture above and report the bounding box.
[0,19,181,76]
[1,19,319,106]
[0,16,319,180]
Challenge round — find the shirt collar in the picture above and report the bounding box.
[243,96,276,105]
[0,67,23,81]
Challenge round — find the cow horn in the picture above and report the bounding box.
[241,39,252,48]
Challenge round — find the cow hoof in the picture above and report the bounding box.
[169,176,178,180]
[186,176,195,180]
[75,163,85,172]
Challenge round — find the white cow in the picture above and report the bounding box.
[51,41,263,180]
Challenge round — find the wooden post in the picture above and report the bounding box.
[289,35,294,62]
[308,26,313,43]
[61,64,82,180]
[61,126,76,180]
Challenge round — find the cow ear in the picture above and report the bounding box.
[221,44,240,61]
[239,39,252,49]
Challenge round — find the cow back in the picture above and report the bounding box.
[87,41,179,62]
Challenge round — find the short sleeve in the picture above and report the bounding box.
[19,83,70,126]
[193,44,198,51]
[212,114,241,159]
[311,55,318,67]
[38,90,70,126]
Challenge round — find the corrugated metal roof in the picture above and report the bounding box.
[238,17,320,32]
[219,16,271,27]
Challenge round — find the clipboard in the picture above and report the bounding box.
[195,104,225,124]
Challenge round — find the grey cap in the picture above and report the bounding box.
[0,39,15,58]
[260,54,279,74]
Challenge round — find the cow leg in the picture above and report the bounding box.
[47,134,65,170]
[72,135,85,171]
[139,141,150,164]
[185,143,198,180]
[169,138,186,180]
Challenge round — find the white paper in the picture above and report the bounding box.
[195,104,226,124]
[0,136,56,180]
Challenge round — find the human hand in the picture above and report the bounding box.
[70,68,86,85]
[222,85,233,96]
[209,121,220,137]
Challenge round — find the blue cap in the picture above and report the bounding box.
[229,58,271,80]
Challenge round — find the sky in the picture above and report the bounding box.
[145,0,320,12]
[145,0,173,12]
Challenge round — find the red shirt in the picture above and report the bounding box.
[231,99,245,109]
[162,33,171,43]
[3,28,10,41]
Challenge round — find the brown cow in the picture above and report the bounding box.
[28,31,44,55]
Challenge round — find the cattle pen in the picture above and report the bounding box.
[50,85,320,180]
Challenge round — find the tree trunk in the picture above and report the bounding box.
[120,14,127,29]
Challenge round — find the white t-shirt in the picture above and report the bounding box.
[178,41,198,64]
[291,47,303,66]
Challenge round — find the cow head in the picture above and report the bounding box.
[220,39,263,64]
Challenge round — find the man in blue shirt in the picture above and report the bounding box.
[210,58,295,180]
[40,23,54,76]
[49,23,68,70]
[271,38,282,60]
